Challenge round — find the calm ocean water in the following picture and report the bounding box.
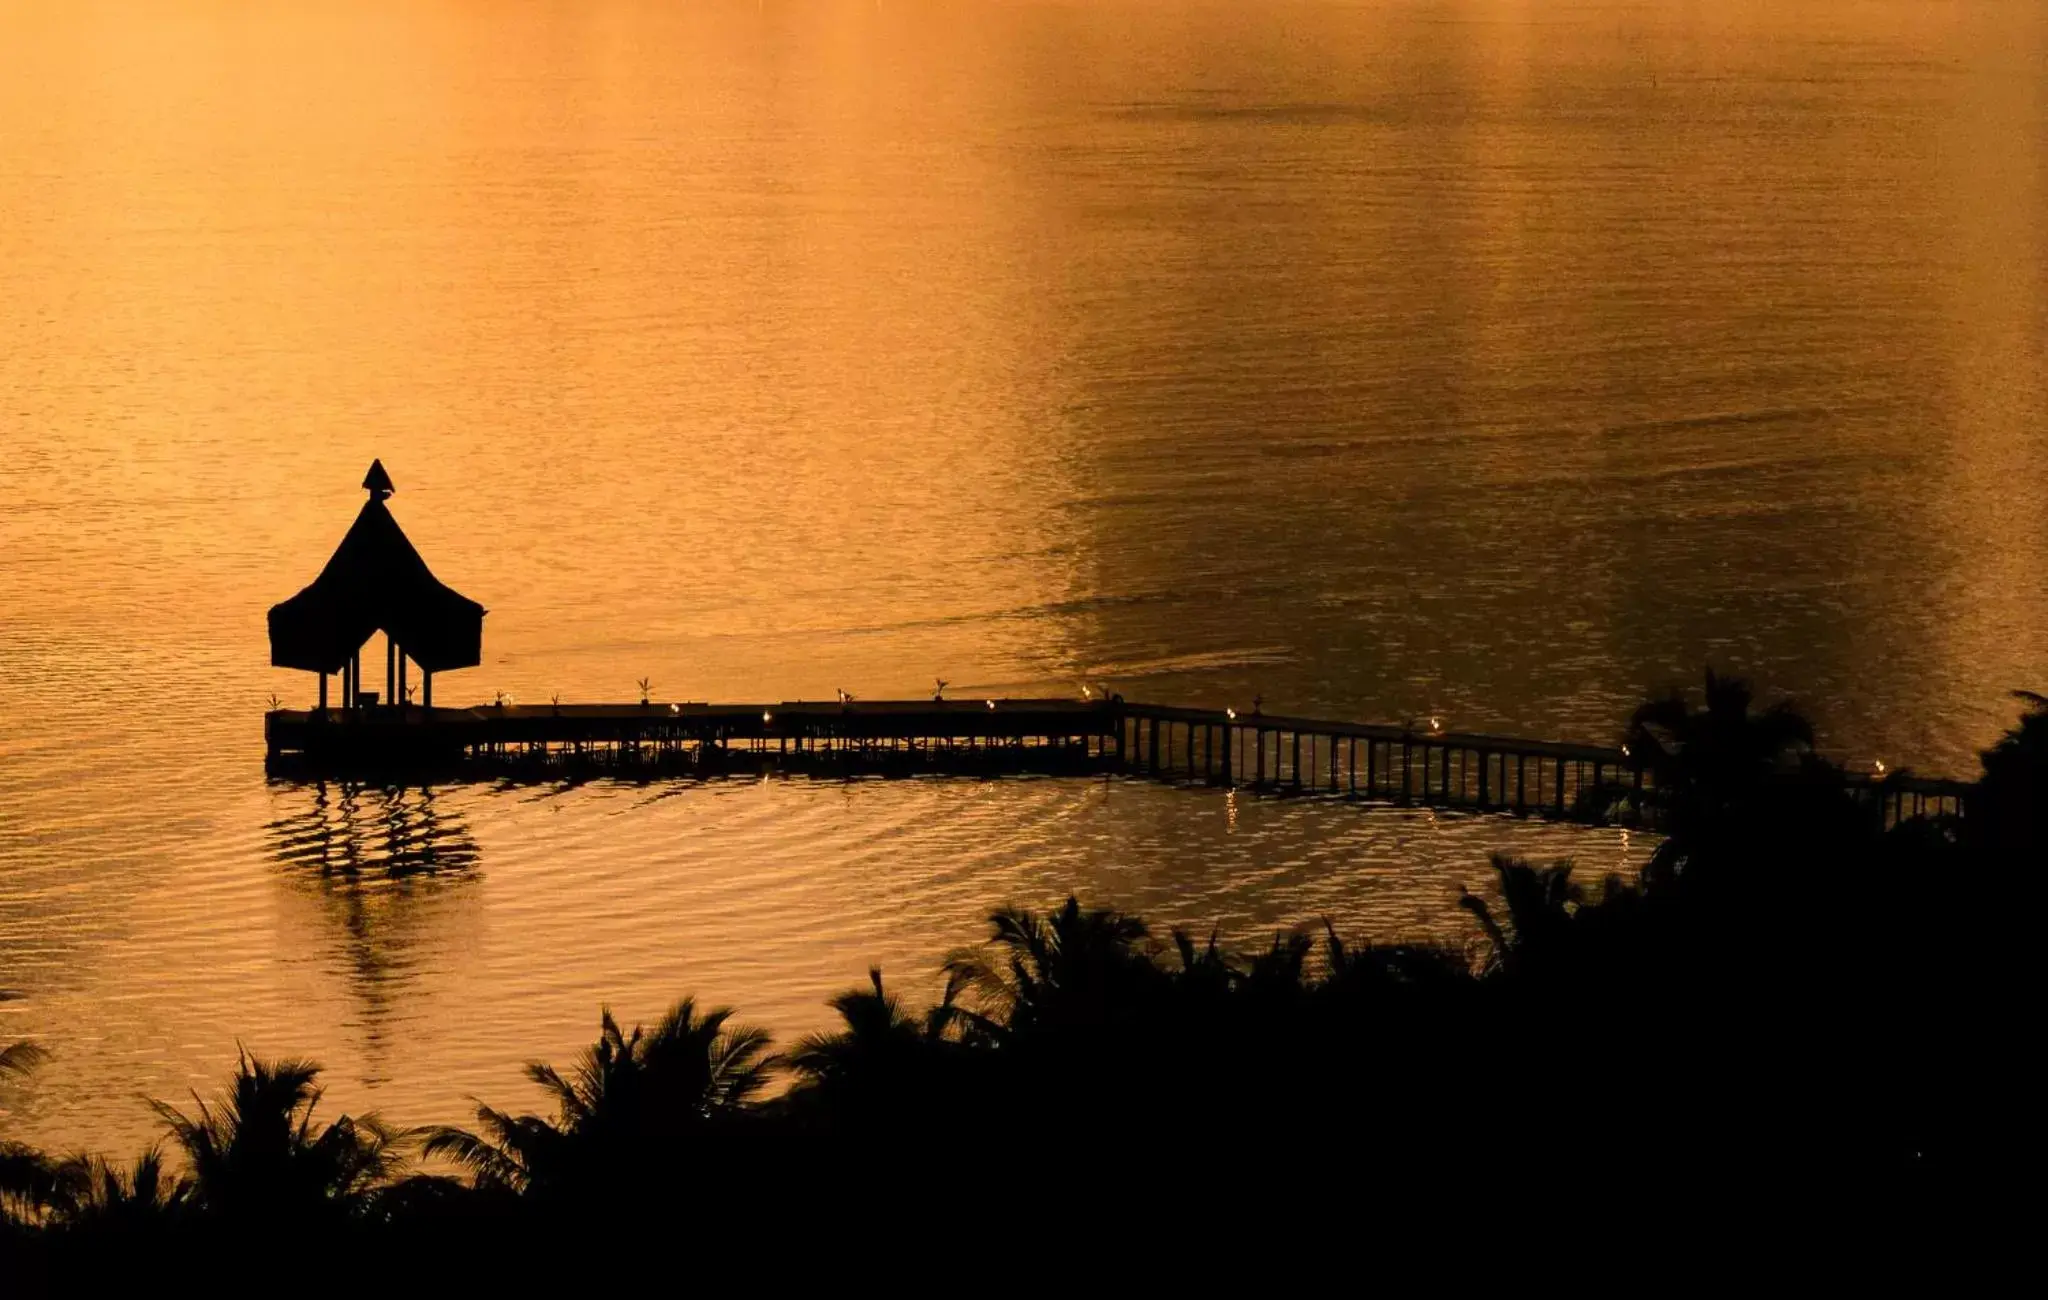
[2,0,2043,1153]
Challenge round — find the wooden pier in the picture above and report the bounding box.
[266,699,1119,781]
[1113,703,1968,830]
[265,697,1971,830]
[261,470,1970,830]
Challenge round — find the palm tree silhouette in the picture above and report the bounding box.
[941,896,1158,1039]
[789,968,949,1079]
[0,1148,57,1229]
[783,968,966,1127]
[1618,669,1822,884]
[150,1050,407,1222]
[419,1101,558,1197]
[0,1041,55,1228]
[1625,669,1813,804]
[1972,690,2047,861]
[47,1148,191,1231]
[425,999,775,1198]
[1459,855,1586,978]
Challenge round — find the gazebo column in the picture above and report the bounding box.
[397,649,408,712]
[318,672,328,714]
[385,636,396,706]
[423,669,433,711]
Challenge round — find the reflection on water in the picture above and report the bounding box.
[1,0,2044,1155]
[266,784,480,1078]
[268,783,480,879]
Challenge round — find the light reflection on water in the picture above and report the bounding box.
[268,784,481,879]
[2,0,2044,1154]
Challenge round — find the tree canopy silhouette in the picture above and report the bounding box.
[1,673,2034,1277]
[151,1050,407,1224]
[424,998,773,1205]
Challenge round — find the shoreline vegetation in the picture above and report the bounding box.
[2,673,2038,1271]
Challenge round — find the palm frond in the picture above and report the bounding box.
[0,1040,47,1080]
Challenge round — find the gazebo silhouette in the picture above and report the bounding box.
[268,461,485,712]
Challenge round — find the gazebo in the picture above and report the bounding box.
[268,461,485,712]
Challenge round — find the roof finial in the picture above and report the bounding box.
[363,459,395,500]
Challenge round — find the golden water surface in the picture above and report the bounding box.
[2,0,2043,1153]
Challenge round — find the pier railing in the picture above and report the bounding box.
[1115,703,1970,830]
[265,696,1971,830]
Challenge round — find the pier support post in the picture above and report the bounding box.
[1255,730,1266,786]
[1478,751,1490,808]
[1291,733,1302,790]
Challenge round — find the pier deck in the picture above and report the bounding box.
[265,697,1971,829]
[266,698,1117,779]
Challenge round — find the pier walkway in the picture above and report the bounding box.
[265,696,1970,830]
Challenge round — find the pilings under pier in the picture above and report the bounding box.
[1117,703,1643,820]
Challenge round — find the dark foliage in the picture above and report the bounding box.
[1,673,2035,1278]
[1972,690,2048,863]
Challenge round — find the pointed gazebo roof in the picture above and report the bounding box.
[268,463,485,675]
